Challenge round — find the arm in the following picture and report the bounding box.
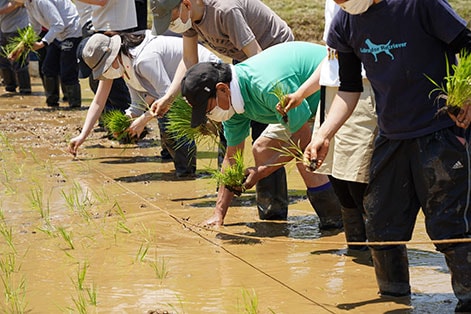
[304,51,363,168]
[76,0,109,6]
[0,1,21,15]
[277,62,323,115]
[201,141,245,227]
[304,91,360,168]
[151,35,199,116]
[68,79,113,156]
[241,38,262,58]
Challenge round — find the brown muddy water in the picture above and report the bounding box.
[0,77,457,313]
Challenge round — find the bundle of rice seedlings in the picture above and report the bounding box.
[1,25,40,66]
[100,110,132,142]
[269,138,319,171]
[211,150,246,196]
[426,49,471,117]
[165,95,220,149]
[270,81,289,123]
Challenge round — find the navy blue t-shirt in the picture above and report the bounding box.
[327,0,467,139]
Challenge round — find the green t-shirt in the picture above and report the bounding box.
[224,41,326,146]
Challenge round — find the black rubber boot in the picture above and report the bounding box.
[443,244,471,312]
[371,245,411,297]
[43,76,60,107]
[17,67,32,95]
[1,68,17,92]
[306,186,343,230]
[158,115,196,178]
[63,84,81,108]
[256,167,289,220]
[341,206,368,250]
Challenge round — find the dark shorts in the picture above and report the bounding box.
[364,127,471,251]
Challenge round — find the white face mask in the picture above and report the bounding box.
[168,5,192,33]
[102,61,124,80]
[206,94,235,122]
[339,0,374,15]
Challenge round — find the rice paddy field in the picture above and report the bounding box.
[1,1,470,313]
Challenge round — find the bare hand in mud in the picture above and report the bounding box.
[68,136,83,158]
[449,103,471,129]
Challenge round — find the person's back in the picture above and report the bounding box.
[180,0,293,62]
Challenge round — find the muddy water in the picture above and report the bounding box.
[0,78,456,313]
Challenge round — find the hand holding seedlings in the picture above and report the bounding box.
[426,49,471,129]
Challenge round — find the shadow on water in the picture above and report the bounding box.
[337,292,456,313]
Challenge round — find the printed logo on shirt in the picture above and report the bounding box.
[360,39,407,62]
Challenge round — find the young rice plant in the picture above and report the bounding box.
[211,150,246,196]
[426,49,471,116]
[270,81,289,123]
[165,95,220,150]
[1,25,40,66]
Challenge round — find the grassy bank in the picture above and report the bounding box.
[264,0,471,43]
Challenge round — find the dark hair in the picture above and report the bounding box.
[119,32,146,58]
[214,62,232,85]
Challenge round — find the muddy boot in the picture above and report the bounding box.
[341,206,368,250]
[443,244,471,312]
[43,76,60,107]
[64,84,81,108]
[173,140,197,179]
[17,67,32,95]
[306,184,343,230]
[256,167,289,220]
[371,245,411,297]
[1,68,17,92]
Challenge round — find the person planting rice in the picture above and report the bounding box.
[180,41,343,230]
[302,0,471,311]
[13,0,82,108]
[68,31,221,178]
[150,0,302,222]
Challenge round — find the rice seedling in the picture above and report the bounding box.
[1,165,16,195]
[112,201,127,222]
[211,150,247,196]
[28,184,50,221]
[1,25,40,66]
[100,109,133,142]
[268,138,318,172]
[57,226,75,250]
[61,181,93,222]
[1,274,27,314]
[147,256,169,282]
[165,95,220,150]
[426,49,471,117]
[0,132,14,151]
[0,212,16,254]
[238,288,259,314]
[270,81,289,123]
[135,241,150,263]
[116,220,132,234]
